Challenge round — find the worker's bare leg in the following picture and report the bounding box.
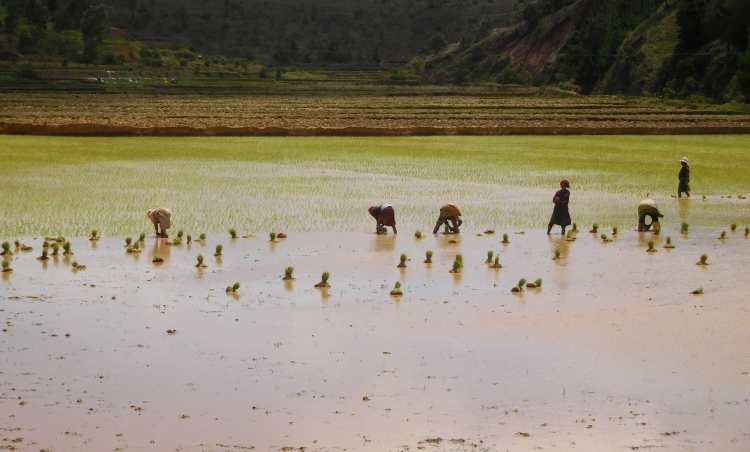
[391,224,397,234]
[433,219,444,234]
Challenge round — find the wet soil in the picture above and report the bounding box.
[0,230,749,451]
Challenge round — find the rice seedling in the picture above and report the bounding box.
[485,250,494,263]
[89,229,99,240]
[269,232,277,242]
[282,266,295,280]
[455,254,463,267]
[484,229,495,234]
[449,259,461,273]
[20,243,33,252]
[315,272,331,288]
[566,230,575,241]
[125,237,132,247]
[139,233,146,242]
[177,230,184,238]
[397,253,407,268]
[414,230,423,239]
[697,254,708,265]
[553,249,561,260]
[390,281,403,296]
[14,239,20,248]
[134,241,141,250]
[37,249,49,261]
[199,233,206,240]
[491,256,502,268]
[42,241,50,248]
[1,259,10,272]
[502,233,509,244]
[533,278,542,287]
[226,282,241,293]
[647,240,656,252]
[719,230,726,239]
[511,278,526,292]
[692,287,704,295]
[601,234,611,243]
[572,223,578,232]
[702,195,706,200]
[214,244,223,256]
[71,261,79,268]
[56,237,65,243]
[171,238,182,246]
[443,225,450,234]
[424,250,433,263]
[195,254,206,268]
[612,226,618,235]
[526,278,542,288]
[62,242,72,255]
[589,223,598,233]
[653,223,661,235]
[229,229,237,238]
[745,226,749,237]
[152,254,164,263]
[381,227,389,234]
[664,236,675,248]
[0,242,12,256]
[681,222,689,233]
[186,234,192,243]
[730,223,737,231]
[51,243,59,255]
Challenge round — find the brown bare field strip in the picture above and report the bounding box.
[1,93,748,135]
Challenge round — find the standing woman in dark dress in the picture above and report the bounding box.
[547,179,571,235]
[678,157,690,198]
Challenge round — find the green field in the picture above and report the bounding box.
[1,135,748,237]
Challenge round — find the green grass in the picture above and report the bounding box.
[1,135,749,235]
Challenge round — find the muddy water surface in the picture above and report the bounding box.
[1,229,749,451]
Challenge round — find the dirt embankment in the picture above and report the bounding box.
[2,122,750,136]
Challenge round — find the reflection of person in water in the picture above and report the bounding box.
[368,204,397,234]
[547,179,571,235]
[147,207,172,238]
[678,157,691,198]
[637,199,663,232]
[433,204,463,234]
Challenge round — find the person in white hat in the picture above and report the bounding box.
[147,207,172,238]
[678,157,690,198]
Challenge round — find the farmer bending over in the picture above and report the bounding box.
[678,157,690,198]
[369,204,397,234]
[637,199,663,232]
[147,207,172,238]
[433,204,463,234]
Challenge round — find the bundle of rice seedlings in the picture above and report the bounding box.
[730,223,737,232]
[647,240,657,252]
[719,231,726,240]
[186,235,192,243]
[51,244,59,255]
[139,233,146,242]
[692,287,704,295]
[664,236,675,248]
[697,254,708,265]
[680,222,689,234]
[152,254,164,263]
[612,226,618,235]
[449,259,461,273]
[511,278,526,293]
[397,253,407,268]
[414,230,423,239]
[553,249,561,260]
[502,234,510,244]
[282,266,295,280]
[14,240,20,248]
[491,256,502,268]
[653,223,661,235]
[72,261,86,269]
[390,281,403,296]
[745,226,749,237]
[37,249,49,261]
[315,272,331,288]
[270,232,277,243]
[125,237,133,247]
[589,223,598,233]
[199,233,206,241]
[1,259,11,272]
[214,244,223,256]
[62,242,73,255]
[171,238,181,246]
[424,250,433,264]
[566,230,576,241]
[226,282,241,293]
[572,223,578,232]
[90,230,99,241]
[229,229,237,239]
[484,229,495,234]
[195,254,206,268]
[601,234,611,243]
[455,254,463,267]
[526,278,542,288]
[0,242,12,256]
[485,250,494,263]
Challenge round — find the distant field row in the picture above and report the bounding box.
[1,135,748,237]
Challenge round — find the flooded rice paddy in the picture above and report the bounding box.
[2,228,749,451]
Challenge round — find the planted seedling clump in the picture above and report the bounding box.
[198,233,206,242]
[692,287,704,295]
[269,232,277,243]
[526,278,543,288]
[449,259,461,273]
[697,254,708,266]
[731,223,737,231]
[51,244,59,255]
[171,238,182,246]
[414,230,423,239]
[186,235,192,243]
[553,249,561,260]
[455,254,463,267]
[589,223,598,233]
[127,241,142,253]
[14,240,20,248]
[397,253,408,268]
[90,230,99,241]
[719,231,726,240]
[566,230,576,241]
[229,229,237,239]
[152,254,164,263]
[125,237,133,247]
[71,261,86,270]
[424,250,433,264]
[2,260,11,272]
[195,254,207,268]
[601,234,611,243]
[745,226,749,237]
[390,281,403,296]
[484,229,495,234]
[0,242,12,256]
[572,223,578,232]
[62,242,73,255]
[214,244,223,256]
[176,230,183,239]
[226,282,241,293]
[664,237,675,249]
[282,266,295,281]
[139,233,146,242]
[653,223,661,235]
[485,250,494,263]
[491,256,502,268]
[680,222,689,234]
[315,272,331,288]
[502,234,510,244]
[37,249,49,261]
[612,226,618,235]
[511,278,526,293]
[646,240,657,252]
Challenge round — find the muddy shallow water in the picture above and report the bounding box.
[1,229,749,451]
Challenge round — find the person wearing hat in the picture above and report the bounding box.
[433,204,463,234]
[637,199,663,232]
[678,157,690,198]
[147,207,172,238]
[547,180,571,235]
[368,204,397,234]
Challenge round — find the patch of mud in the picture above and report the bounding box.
[0,230,748,451]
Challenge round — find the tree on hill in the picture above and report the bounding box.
[81,3,107,62]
